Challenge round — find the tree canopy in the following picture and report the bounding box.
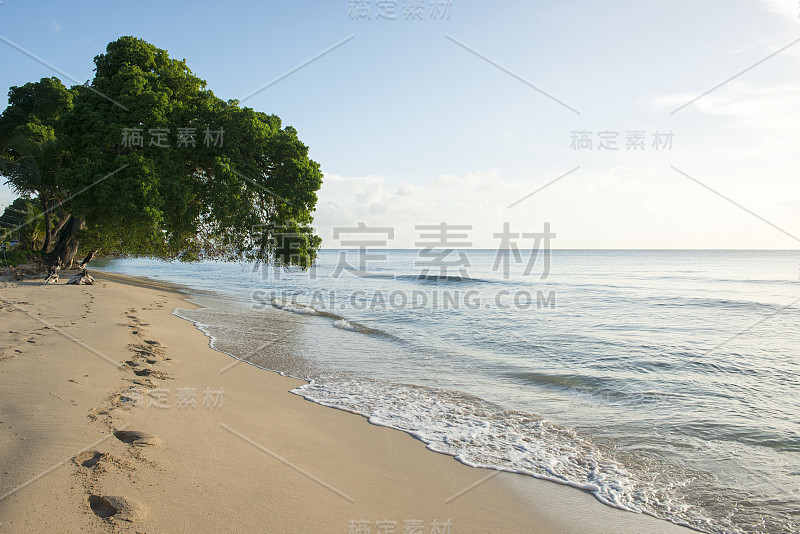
[0,36,323,268]
[0,197,45,250]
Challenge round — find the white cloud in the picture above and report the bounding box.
[650,81,800,136]
[312,164,798,250]
[314,167,657,249]
[314,170,513,248]
[754,0,798,20]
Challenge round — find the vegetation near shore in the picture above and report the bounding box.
[0,36,323,269]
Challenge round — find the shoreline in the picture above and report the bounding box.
[0,271,697,532]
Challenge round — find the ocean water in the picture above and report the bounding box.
[94,250,800,533]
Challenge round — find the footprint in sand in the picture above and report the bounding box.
[123,355,170,379]
[127,377,156,389]
[88,495,117,518]
[113,430,160,447]
[88,495,148,522]
[133,368,170,379]
[74,449,131,472]
[116,388,142,407]
[87,407,117,430]
[88,407,107,420]
[74,450,105,468]
[129,343,166,360]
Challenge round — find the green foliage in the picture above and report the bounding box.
[0,36,323,267]
[0,248,41,267]
[0,197,45,250]
[0,196,29,241]
[0,134,64,199]
[0,77,73,143]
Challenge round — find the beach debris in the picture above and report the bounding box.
[66,268,95,285]
[78,249,98,269]
[43,265,60,284]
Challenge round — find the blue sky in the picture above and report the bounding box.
[1,0,798,248]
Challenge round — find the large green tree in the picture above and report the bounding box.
[0,77,73,254]
[0,36,322,268]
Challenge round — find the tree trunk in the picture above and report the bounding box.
[49,209,70,250]
[64,240,79,269]
[40,198,53,254]
[46,215,84,268]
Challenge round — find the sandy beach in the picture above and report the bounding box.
[0,271,697,533]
